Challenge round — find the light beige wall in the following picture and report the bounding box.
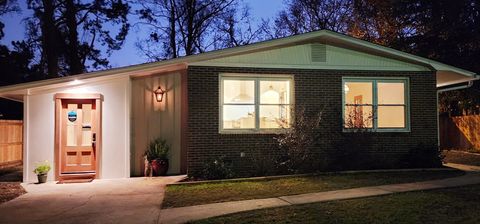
[131,72,182,176]
[23,77,131,183]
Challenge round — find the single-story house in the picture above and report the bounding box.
[0,30,478,183]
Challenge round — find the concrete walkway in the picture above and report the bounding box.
[159,164,480,224]
[0,175,185,224]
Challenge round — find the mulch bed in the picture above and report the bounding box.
[0,182,26,204]
[0,165,26,204]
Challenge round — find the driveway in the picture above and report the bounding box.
[0,176,185,224]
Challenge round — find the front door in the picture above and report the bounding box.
[56,96,101,177]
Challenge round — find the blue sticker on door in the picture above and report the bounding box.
[68,111,77,122]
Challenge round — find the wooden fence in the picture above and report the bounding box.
[0,120,23,166]
[440,115,480,150]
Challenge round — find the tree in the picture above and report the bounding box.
[0,0,36,85]
[0,0,19,39]
[26,0,130,77]
[269,0,353,38]
[348,0,416,47]
[213,3,266,49]
[136,0,250,61]
[0,41,40,85]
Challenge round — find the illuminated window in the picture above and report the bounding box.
[221,75,293,132]
[343,78,409,131]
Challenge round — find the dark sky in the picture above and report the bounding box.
[0,0,285,68]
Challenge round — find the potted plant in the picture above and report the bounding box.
[33,160,51,183]
[144,138,170,176]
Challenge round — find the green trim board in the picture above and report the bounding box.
[342,77,411,132]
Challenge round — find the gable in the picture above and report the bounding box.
[190,43,431,72]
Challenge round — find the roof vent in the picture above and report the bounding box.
[311,44,326,62]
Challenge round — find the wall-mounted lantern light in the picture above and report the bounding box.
[154,86,166,102]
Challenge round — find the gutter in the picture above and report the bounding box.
[437,80,475,93]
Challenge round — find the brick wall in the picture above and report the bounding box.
[187,66,437,176]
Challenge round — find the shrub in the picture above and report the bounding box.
[198,156,234,180]
[33,160,51,175]
[403,143,444,168]
[145,138,170,161]
[328,111,382,170]
[247,145,278,177]
[274,105,323,174]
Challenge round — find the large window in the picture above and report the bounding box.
[220,74,293,132]
[343,77,409,132]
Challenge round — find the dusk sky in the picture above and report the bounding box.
[0,0,286,68]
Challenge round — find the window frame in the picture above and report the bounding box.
[219,73,294,134]
[342,77,410,132]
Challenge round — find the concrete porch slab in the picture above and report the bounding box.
[0,175,186,224]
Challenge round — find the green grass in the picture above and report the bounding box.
[193,184,480,224]
[162,170,464,208]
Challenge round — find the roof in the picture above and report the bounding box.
[0,29,477,98]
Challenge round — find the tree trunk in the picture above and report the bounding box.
[185,0,195,55]
[169,0,177,58]
[65,0,84,75]
[41,0,58,78]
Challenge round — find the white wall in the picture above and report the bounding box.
[23,77,131,183]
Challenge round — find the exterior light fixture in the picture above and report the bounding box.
[154,86,166,102]
[69,79,83,86]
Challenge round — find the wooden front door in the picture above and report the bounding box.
[55,94,102,179]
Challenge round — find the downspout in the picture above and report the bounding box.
[436,78,477,147]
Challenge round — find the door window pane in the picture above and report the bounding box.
[81,104,92,146]
[223,105,255,129]
[223,80,254,104]
[344,82,373,104]
[260,80,290,104]
[378,106,405,128]
[66,104,78,146]
[378,82,405,104]
[260,105,290,128]
[344,105,373,128]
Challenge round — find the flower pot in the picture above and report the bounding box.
[37,174,47,183]
[151,159,169,176]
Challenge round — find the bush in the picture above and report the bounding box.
[247,145,278,177]
[198,156,234,180]
[274,106,323,174]
[403,143,444,168]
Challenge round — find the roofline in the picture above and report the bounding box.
[322,30,476,77]
[0,29,476,95]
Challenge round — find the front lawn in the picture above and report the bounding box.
[193,184,480,224]
[162,170,463,208]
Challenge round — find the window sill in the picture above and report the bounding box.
[342,128,411,133]
[219,129,287,135]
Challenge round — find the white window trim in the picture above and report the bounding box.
[342,77,411,133]
[219,73,294,134]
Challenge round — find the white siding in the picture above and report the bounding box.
[23,77,131,183]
